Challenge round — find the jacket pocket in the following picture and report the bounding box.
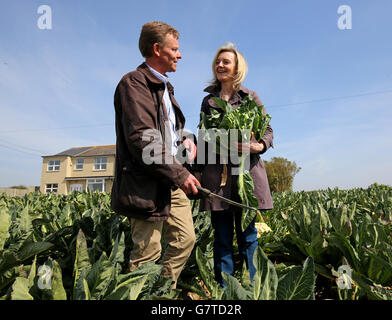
[116,163,169,214]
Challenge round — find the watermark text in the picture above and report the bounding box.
[337,5,352,30]
[37,5,52,30]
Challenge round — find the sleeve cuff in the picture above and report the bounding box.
[258,139,267,155]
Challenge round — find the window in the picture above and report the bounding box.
[70,184,82,192]
[75,158,84,170]
[94,157,107,170]
[87,179,104,192]
[48,160,60,171]
[45,183,58,193]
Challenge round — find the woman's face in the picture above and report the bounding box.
[215,51,236,84]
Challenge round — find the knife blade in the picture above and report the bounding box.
[196,186,258,212]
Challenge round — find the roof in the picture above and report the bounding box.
[55,147,92,157]
[78,145,116,157]
[42,145,116,158]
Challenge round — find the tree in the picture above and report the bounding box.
[10,185,28,190]
[264,157,301,192]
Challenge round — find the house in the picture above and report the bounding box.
[40,145,116,194]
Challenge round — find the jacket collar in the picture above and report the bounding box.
[137,62,175,93]
[137,62,182,123]
[204,84,249,95]
[204,84,250,109]
[203,84,250,96]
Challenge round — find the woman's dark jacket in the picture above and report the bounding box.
[195,84,274,211]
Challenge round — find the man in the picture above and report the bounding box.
[111,21,200,288]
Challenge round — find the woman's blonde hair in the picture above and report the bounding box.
[211,43,248,90]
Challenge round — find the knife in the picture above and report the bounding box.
[196,186,259,212]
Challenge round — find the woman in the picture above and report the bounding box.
[196,43,274,286]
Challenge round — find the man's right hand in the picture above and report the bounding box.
[180,173,201,195]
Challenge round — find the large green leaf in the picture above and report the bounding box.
[0,207,10,250]
[86,252,114,300]
[104,274,148,300]
[73,268,91,300]
[109,232,125,266]
[27,256,37,288]
[238,160,259,231]
[73,230,91,282]
[327,232,361,272]
[29,258,67,300]
[17,241,54,261]
[0,241,54,283]
[362,247,392,285]
[222,272,252,300]
[73,229,92,298]
[0,264,27,292]
[277,257,315,300]
[129,274,149,300]
[19,204,33,235]
[252,247,278,300]
[10,277,34,300]
[195,247,225,300]
[104,283,130,300]
[211,97,234,114]
[329,204,354,237]
[300,205,312,241]
[317,204,333,231]
[147,275,175,299]
[352,270,392,300]
[50,259,67,300]
[309,232,329,263]
[58,203,75,228]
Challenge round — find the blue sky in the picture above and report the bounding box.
[0,0,391,191]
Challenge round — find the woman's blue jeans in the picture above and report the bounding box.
[211,209,258,287]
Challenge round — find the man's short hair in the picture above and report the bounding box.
[139,21,180,58]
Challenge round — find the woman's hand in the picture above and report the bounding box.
[182,138,197,162]
[235,132,264,154]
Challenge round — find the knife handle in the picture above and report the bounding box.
[196,186,211,195]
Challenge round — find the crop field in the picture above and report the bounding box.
[0,184,391,300]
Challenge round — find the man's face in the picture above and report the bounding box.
[157,33,182,73]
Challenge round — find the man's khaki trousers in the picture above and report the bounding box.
[129,188,196,289]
